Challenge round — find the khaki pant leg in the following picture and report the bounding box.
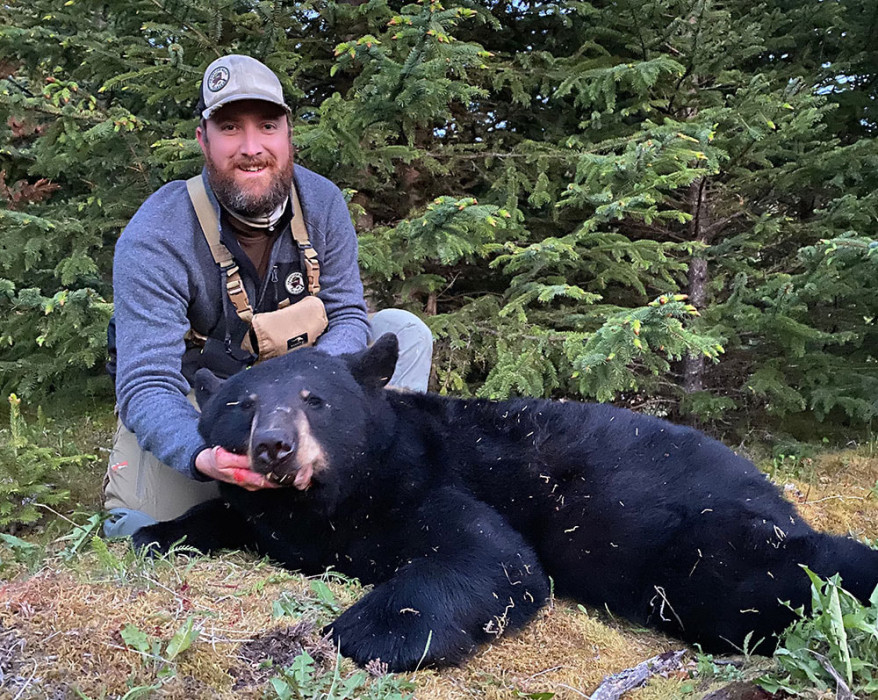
[103,399,220,522]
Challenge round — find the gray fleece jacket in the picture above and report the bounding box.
[113,166,370,478]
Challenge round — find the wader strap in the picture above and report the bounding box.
[186,174,322,321]
[186,175,254,324]
[290,180,321,294]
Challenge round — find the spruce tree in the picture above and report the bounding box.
[1,0,875,439]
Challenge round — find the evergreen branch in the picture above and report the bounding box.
[1,98,104,125]
[669,0,709,111]
[146,0,221,58]
[701,211,747,240]
[625,0,648,61]
[4,76,34,97]
[423,151,572,160]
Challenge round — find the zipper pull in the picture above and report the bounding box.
[270,266,278,283]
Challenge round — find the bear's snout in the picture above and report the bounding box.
[248,406,301,484]
[245,407,327,490]
[251,428,296,474]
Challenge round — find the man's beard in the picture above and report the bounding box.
[204,152,293,218]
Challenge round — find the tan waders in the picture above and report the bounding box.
[103,419,220,523]
[102,392,220,537]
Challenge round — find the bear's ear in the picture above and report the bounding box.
[346,333,399,390]
[194,368,226,407]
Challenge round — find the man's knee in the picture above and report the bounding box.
[104,395,219,523]
[372,308,431,346]
[370,309,433,392]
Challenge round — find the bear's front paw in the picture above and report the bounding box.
[325,599,475,672]
[131,523,176,556]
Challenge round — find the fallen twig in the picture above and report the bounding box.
[523,665,564,682]
[808,650,854,700]
[590,649,688,700]
[12,662,38,700]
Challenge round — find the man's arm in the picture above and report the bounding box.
[115,184,284,488]
[113,186,210,478]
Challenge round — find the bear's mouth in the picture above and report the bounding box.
[260,461,314,490]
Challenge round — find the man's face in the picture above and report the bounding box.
[196,100,293,218]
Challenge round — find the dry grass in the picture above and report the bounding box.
[0,555,315,698]
[784,452,878,539]
[1,449,876,699]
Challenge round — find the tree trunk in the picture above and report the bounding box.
[683,178,709,393]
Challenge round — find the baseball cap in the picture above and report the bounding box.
[199,55,291,120]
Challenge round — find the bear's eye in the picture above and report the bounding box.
[300,390,325,409]
[238,395,256,411]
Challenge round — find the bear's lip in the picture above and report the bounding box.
[260,465,295,485]
[258,459,314,490]
[292,463,314,490]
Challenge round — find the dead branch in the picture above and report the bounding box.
[589,649,688,700]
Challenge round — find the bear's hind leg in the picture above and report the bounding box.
[807,532,878,603]
[645,525,878,655]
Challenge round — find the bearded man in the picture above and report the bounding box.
[104,55,433,537]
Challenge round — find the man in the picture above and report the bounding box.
[104,55,432,537]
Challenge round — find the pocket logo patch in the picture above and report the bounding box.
[287,333,308,350]
[285,272,306,295]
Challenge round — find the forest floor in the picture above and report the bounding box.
[1,410,876,699]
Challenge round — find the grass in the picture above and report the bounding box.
[1,402,877,698]
[0,394,114,540]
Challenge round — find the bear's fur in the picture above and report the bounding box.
[133,334,878,672]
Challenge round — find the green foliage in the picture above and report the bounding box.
[1,0,876,441]
[758,568,878,697]
[0,282,113,396]
[0,531,43,572]
[691,649,745,685]
[0,393,94,530]
[55,512,103,560]
[0,513,112,575]
[272,578,345,622]
[114,615,201,693]
[269,650,416,700]
[567,295,723,402]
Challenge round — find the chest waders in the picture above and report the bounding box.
[184,174,327,379]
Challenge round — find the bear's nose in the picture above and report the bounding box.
[252,429,295,470]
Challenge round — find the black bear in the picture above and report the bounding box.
[133,334,878,672]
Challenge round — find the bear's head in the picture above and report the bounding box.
[194,333,399,491]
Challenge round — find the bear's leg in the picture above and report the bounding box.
[806,532,878,603]
[326,488,549,671]
[644,525,878,654]
[131,499,254,556]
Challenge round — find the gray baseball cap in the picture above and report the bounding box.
[200,55,291,119]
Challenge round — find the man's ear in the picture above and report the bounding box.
[194,368,225,407]
[195,123,209,157]
[346,333,399,390]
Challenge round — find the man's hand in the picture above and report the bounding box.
[195,446,281,490]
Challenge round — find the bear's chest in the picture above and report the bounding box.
[231,493,419,585]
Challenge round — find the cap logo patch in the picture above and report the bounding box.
[207,66,230,92]
[285,272,306,296]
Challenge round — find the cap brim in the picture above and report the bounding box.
[202,95,292,120]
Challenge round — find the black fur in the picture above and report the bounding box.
[134,334,878,671]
